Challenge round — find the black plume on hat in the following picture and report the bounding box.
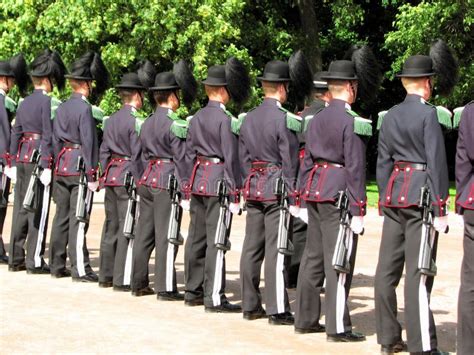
[225,57,251,106]
[429,39,458,96]
[137,60,157,89]
[9,54,29,96]
[174,60,198,107]
[289,50,313,103]
[30,49,67,90]
[345,45,382,103]
[66,51,110,96]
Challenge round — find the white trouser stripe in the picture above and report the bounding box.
[336,227,354,334]
[123,239,134,286]
[166,242,174,291]
[34,185,50,267]
[276,252,286,313]
[212,249,224,306]
[418,226,435,351]
[76,189,92,277]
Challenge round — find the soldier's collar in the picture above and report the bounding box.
[0,88,5,96]
[125,104,138,113]
[263,97,281,107]
[219,102,226,111]
[345,102,351,110]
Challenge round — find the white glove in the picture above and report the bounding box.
[229,202,240,214]
[289,205,300,218]
[4,166,16,183]
[180,199,190,211]
[433,216,448,233]
[87,181,99,192]
[350,216,364,235]
[40,168,52,186]
[299,208,308,224]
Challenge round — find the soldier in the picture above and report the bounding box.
[239,51,312,325]
[375,40,457,354]
[288,71,332,288]
[98,61,154,291]
[0,54,29,264]
[7,49,66,273]
[295,46,381,340]
[181,58,250,312]
[456,100,474,355]
[131,60,197,299]
[49,51,109,281]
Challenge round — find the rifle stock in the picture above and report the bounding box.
[123,172,138,239]
[332,190,351,274]
[23,150,41,212]
[274,177,294,256]
[418,186,437,277]
[75,156,89,223]
[214,179,232,251]
[167,174,184,246]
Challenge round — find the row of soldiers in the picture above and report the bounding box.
[0,40,472,355]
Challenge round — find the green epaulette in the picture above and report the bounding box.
[453,106,465,129]
[186,115,193,123]
[223,109,245,135]
[424,102,452,129]
[131,110,149,135]
[50,96,62,120]
[92,105,109,130]
[168,112,189,139]
[346,109,372,137]
[377,110,388,130]
[4,95,17,114]
[278,107,302,132]
[302,107,324,132]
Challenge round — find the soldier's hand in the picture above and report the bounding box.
[229,202,240,214]
[180,199,190,211]
[4,166,16,183]
[433,216,449,233]
[350,216,364,235]
[299,208,308,224]
[87,181,99,192]
[40,168,52,186]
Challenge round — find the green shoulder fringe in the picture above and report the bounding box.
[376,110,388,130]
[131,110,149,135]
[346,109,372,137]
[278,107,302,132]
[302,107,324,132]
[453,106,464,129]
[223,109,245,136]
[50,96,62,120]
[424,102,452,129]
[4,95,17,114]
[170,119,189,139]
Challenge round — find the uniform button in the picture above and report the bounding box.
[152,178,156,182]
[469,197,473,202]
[24,155,28,159]
[387,196,391,200]
[112,177,116,181]
[406,167,410,172]
[306,190,309,194]
[246,191,249,194]
[257,191,261,195]
[206,162,209,166]
[63,168,67,171]
[395,168,399,172]
[316,191,319,195]
[200,186,204,190]
[401,196,405,201]
[324,165,327,168]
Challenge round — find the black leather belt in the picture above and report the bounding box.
[23,133,41,140]
[315,159,344,168]
[111,154,131,161]
[197,156,222,164]
[394,161,426,171]
[64,142,81,149]
[251,161,279,169]
[149,157,173,163]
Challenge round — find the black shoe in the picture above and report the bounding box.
[113,285,131,292]
[158,291,184,301]
[205,300,242,313]
[327,331,366,342]
[27,264,50,275]
[99,281,113,288]
[184,298,204,307]
[243,307,267,320]
[268,312,294,325]
[132,287,155,297]
[8,263,26,272]
[51,269,72,278]
[381,340,406,354]
[295,324,326,334]
[72,272,99,283]
[0,255,8,264]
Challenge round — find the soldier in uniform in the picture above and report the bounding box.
[0,54,29,264]
[49,51,109,281]
[131,60,197,299]
[98,61,154,291]
[181,58,250,312]
[288,71,331,288]
[7,49,66,273]
[239,51,312,325]
[375,40,457,354]
[295,46,381,340]
[456,100,474,355]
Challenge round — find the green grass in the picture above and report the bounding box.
[366,180,456,211]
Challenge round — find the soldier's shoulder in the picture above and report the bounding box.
[345,108,372,137]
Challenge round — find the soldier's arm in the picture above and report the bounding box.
[344,120,367,216]
[52,107,64,158]
[220,118,241,202]
[424,109,449,217]
[0,104,10,166]
[9,108,23,167]
[456,105,473,209]
[170,131,187,191]
[376,121,393,202]
[39,97,53,169]
[98,118,111,179]
[238,129,251,188]
[182,119,196,199]
[277,117,300,205]
[80,105,99,181]
[129,120,143,181]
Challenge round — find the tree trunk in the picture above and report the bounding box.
[295,0,321,73]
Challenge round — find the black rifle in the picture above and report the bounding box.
[23,150,41,212]
[75,156,90,223]
[214,179,234,251]
[332,190,352,274]
[0,164,7,208]
[167,174,184,245]
[418,186,448,277]
[273,177,294,256]
[123,172,138,239]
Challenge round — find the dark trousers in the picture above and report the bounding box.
[295,202,358,334]
[458,209,474,355]
[184,194,226,307]
[288,216,307,287]
[9,163,50,269]
[131,186,179,292]
[49,175,94,277]
[0,175,10,257]
[240,201,291,315]
[374,207,438,352]
[99,186,133,286]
